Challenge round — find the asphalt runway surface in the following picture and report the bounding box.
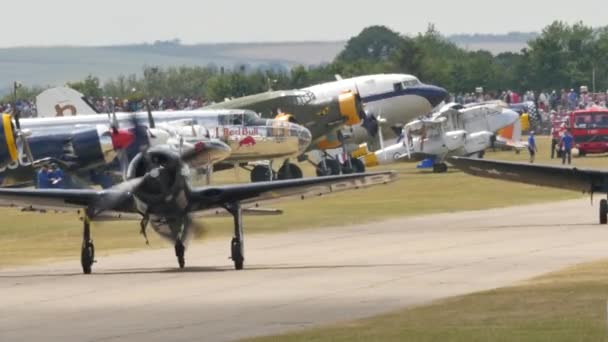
[2,199,608,342]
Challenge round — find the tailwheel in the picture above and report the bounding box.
[231,237,244,270]
[278,163,303,180]
[81,241,95,275]
[175,240,186,269]
[251,165,273,183]
[316,158,341,177]
[600,199,608,225]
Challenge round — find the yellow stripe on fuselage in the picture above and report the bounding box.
[2,114,18,162]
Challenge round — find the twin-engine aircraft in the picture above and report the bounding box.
[0,109,311,187]
[205,74,448,176]
[358,102,519,173]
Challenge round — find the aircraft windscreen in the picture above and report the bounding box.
[402,79,420,88]
[243,112,264,125]
[219,114,243,126]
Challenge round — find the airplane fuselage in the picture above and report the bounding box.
[0,110,311,187]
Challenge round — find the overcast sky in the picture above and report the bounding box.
[3,0,606,47]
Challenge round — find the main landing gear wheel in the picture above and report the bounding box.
[316,158,341,177]
[231,238,244,270]
[433,163,448,173]
[80,214,95,274]
[226,202,245,270]
[277,163,303,180]
[344,157,365,174]
[175,240,186,269]
[81,241,95,275]
[251,165,272,183]
[600,199,608,225]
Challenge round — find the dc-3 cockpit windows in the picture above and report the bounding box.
[402,78,421,88]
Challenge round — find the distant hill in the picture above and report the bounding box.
[0,40,345,94]
[0,34,535,94]
[448,32,538,54]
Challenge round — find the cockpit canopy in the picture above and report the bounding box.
[393,77,422,92]
[218,111,265,126]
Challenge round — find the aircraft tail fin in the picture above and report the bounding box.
[36,87,99,117]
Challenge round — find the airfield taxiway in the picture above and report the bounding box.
[1,198,608,342]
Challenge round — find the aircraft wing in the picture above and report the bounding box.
[449,157,605,193]
[189,171,397,211]
[0,188,134,214]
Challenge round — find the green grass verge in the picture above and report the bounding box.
[0,136,590,267]
[246,260,608,342]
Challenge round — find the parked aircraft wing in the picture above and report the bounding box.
[449,157,605,193]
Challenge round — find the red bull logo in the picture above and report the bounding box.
[238,136,256,149]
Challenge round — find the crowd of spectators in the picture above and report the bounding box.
[89,97,209,113]
[0,97,210,117]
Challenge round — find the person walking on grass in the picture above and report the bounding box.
[528,131,538,163]
[561,129,574,165]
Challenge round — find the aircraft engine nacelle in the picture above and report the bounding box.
[464,132,494,154]
[444,130,467,151]
[340,125,370,145]
[56,125,135,171]
[0,114,19,169]
[338,92,363,126]
[126,147,187,212]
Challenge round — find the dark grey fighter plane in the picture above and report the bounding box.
[0,143,396,274]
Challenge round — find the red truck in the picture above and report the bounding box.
[569,107,608,156]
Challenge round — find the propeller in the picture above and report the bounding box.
[353,83,379,138]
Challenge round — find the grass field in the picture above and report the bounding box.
[246,260,608,342]
[0,136,594,267]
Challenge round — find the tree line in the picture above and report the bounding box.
[4,21,608,104]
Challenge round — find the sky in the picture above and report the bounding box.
[2,0,607,47]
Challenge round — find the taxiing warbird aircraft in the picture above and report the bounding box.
[358,102,519,173]
[0,138,397,273]
[449,157,608,225]
[0,110,311,187]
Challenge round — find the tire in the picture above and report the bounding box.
[231,238,244,270]
[278,163,303,180]
[81,242,94,275]
[600,200,608,225]
[251,165,272,183]
[316,159,341,177]
[350,158,366,173]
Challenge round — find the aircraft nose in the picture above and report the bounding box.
[409,84,449,108]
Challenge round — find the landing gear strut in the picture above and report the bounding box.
[81,214,95,274]
[225,202,244,270]
[600,199,608,225]
[316,157,341,177]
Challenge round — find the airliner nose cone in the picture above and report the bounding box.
[424,85,449,108]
